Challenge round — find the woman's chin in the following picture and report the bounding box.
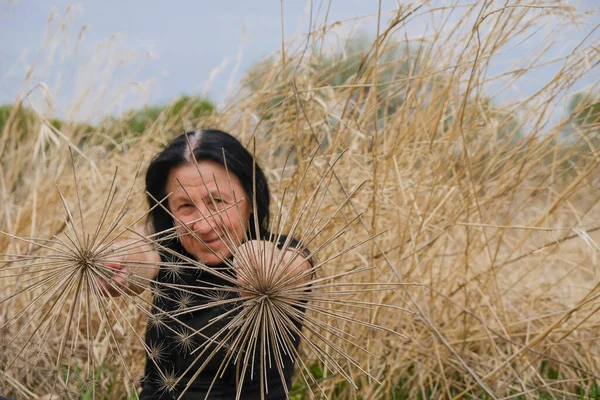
[181,238,235,265]
[193,247,232,265]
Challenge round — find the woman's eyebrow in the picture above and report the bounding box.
[207,190,232,199]
[170,191,196,202]
[170,196,189,206]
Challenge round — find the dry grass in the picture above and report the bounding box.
[1,1,600,399]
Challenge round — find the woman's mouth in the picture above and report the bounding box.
[201,237,221,246]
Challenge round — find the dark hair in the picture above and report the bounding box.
[145,129,270,252]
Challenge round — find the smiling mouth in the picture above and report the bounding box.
[201,237,221,246]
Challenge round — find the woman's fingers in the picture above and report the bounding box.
[100,262,129,297]
[233,240,312,294]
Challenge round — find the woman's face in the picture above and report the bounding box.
[166,160,251,265]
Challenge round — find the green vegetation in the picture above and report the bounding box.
[0,95,214,141]
[110,95,214,135]
[568,91,600,133]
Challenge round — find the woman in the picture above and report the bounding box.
[105,129,311,399]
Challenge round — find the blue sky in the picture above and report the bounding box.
[1,0,598,121]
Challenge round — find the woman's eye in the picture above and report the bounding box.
[179,204,193,210]
[208,198,228,210]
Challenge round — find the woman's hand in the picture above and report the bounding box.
[233,240,312,298]
[98,230,161,297]
[98,259,130,297]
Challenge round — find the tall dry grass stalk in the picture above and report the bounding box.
[1,1,600,398]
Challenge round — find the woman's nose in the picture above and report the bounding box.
[191,213,215,235]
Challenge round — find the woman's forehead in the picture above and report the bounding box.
[166,161,243,193]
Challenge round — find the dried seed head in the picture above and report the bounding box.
[150,284,170,302]
[147,312,168,333]
[157,369,179,394]
[147,341,167,363]
[162,261,185,282]
[175,291,194,311]
[204,288,233,302]
[173,327,196,354]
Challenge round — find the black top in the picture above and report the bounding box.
[139,236,305,400]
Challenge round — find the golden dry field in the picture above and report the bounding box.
[1,2,599,399]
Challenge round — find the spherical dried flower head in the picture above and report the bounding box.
[165,145,412,400]
[0,158,204,397]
